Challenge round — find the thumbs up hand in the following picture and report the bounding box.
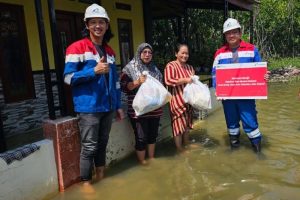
[94,56,110,74]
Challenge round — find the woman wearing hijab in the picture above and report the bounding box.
[121,43,163,165]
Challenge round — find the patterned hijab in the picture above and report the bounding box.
[122,43,162,82]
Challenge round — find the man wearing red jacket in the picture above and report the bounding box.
[64,4,124,190]
[212,18,269,153]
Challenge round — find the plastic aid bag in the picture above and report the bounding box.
[132,72,172,116]
[183,75,212,110]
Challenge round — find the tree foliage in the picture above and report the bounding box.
[254,0,300,59]
[151,0,300,71]
[152,9,224,72]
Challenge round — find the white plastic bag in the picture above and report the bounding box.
[133,72,172,116]
[183,75,212,110]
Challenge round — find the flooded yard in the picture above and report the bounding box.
[50,80,300,200]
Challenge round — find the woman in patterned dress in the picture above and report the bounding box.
[164,44,195,152]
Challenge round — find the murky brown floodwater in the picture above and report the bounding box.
[50,81,300,200]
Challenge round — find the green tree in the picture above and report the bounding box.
[254,0,300,59]
[152,0,300,71]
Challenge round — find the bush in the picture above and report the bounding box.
[267,57,300,70]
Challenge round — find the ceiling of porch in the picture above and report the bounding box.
[151,0,260,18]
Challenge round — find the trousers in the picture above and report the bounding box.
[222,99,262,143]
[129,117,160,151]
[78,112,113,181]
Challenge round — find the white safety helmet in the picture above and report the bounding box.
[84,4,110,22]
[223,18,241,33]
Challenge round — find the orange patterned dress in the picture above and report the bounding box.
[164,61,195,136]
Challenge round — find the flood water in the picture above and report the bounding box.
[50,81,300,200]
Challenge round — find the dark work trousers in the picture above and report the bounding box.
[129,117,160,151]
[78,112,114,181]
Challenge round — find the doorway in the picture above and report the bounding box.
[0,3,35,103]
[55,11,84,116]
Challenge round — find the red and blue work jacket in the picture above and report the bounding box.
[64,38,121,113]
[211,40,262,88]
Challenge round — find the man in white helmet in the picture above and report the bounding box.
[63,3,124,189]
[211,18,269,154]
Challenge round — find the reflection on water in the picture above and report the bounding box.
[50,81,300,200]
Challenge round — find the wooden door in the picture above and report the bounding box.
[56,11,84,115]
[0,3,35,103]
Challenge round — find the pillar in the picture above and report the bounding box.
[43,116,81,192]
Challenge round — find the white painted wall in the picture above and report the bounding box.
[106,117,135,165]
[0,140,58,200]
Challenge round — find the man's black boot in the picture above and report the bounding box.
[252,141,261,153]
[229,135,240,149]
[252,141,266,159]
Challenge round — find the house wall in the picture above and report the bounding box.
[0,0,54,70]
[0,73,59,139]
[0,0,145,70]
[0,0,145,139]
[102,0,145,63]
